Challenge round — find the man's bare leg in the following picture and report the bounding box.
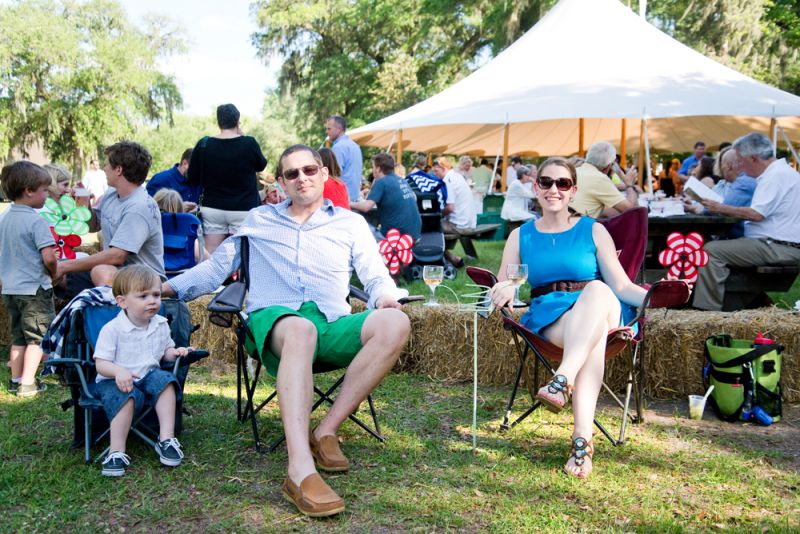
[269,316,318,485]
[314,308,410,439]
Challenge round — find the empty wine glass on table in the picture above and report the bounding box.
[506,263,529,307]
[422,265,444,307]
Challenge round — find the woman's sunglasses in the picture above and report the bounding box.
[537,176,574,191]
[282,165,320,180]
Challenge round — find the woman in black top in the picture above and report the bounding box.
[188,103,267,254]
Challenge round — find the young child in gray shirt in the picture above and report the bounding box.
[0,161,57,397]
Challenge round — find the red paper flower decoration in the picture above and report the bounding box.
[657,231,709,283]
[50,227,82,260]
[378,228,414,275]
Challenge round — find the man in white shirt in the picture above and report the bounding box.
[82,159,108,206]
[505,156,522,188]
[432,156,476,266]
[693,133,800,311]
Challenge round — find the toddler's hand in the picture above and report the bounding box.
[116,370,136,393]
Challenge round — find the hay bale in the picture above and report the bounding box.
[644,308,800,401]
[187,295,239,361]
[174,296,800,402]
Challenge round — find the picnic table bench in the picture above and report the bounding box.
[444,223,502,260]
[723,264,800,310]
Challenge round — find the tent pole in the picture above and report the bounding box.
[643,118,653,193]
[501,123,510,192]
[427,152,433,167]
[620,119,627,167]
[770,117,778,157]
[578,118,585,157]
[777,126,800,168]
[638,119,645,188]
[397,129,403,167]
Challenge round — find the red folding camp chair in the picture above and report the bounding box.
[467,208,690,445]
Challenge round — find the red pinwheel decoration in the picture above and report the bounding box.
[657,231,709,283]
[50,227,82,260]
[378,228,414,275]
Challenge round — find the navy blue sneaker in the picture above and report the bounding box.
[155,438,183,467]
[101,451,131,477]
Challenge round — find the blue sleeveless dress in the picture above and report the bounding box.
[519,216,636,335]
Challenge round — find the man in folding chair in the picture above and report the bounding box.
[162,144,411,517]
[489,157,648,480]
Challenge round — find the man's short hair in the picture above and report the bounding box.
[694,141,706,149]
[1,160,51,200]
[90,159,99,165]
[510,156,522,165]
[112,265,161,298]
[480,158,490,166]
[180,148,193,164]
[733,132,773,161]
[276,144,323,178]
[328,115,347,131]
[414,154,427,169]
[217,103,240,129]
[585,141,617,169]
[372,153,396,175]
[104,141,152,185]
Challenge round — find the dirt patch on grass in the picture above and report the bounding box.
[641,400,800,470]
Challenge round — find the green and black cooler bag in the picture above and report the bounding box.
[703,334,783,422]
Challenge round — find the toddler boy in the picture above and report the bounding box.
[92,265,192,476]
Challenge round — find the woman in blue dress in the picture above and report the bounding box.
[489,157,646,479]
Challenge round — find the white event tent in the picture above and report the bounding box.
[349,0,800,159]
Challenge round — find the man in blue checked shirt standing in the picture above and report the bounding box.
[163,144,410,518]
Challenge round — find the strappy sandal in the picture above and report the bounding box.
[535,374,572,413]
[564,436,594,479]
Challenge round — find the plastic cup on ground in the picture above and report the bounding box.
[688,394,706,420]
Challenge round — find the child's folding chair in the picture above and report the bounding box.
[48,299,208,463]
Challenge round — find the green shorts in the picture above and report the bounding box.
[246,301,373,377]
[2,287,55,346]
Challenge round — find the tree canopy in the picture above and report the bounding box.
[252,0,799,147]
[250,0,557,142]
[647,0,800,96]
[0,0,184,173]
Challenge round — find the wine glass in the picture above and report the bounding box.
[506,264,529,307]
[422,265,444,307]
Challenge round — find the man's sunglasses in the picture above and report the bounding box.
[282,165,320,180]
[537,176,574,191]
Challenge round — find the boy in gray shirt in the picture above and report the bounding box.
[56,141,164,291]
[0,161,58,397]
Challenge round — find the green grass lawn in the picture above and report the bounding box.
[2,356,798,532]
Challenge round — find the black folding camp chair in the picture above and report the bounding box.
[207,237,384,453]
[48,298,208,463]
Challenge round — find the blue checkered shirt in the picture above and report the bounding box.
[168,200,403,321]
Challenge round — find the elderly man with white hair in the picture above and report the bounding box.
[570,141,639,218]
[693,132,800,311]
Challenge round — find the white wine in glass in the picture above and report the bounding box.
[506,263,529,307]
[422,265,444,307]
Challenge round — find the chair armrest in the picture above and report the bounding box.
[348,285,369,304]
[162,349,210,371]
[643,279,691,309]
[208,281,246,313]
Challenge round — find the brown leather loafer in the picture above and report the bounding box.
[310,433,349,472]
[282,473,345,517]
